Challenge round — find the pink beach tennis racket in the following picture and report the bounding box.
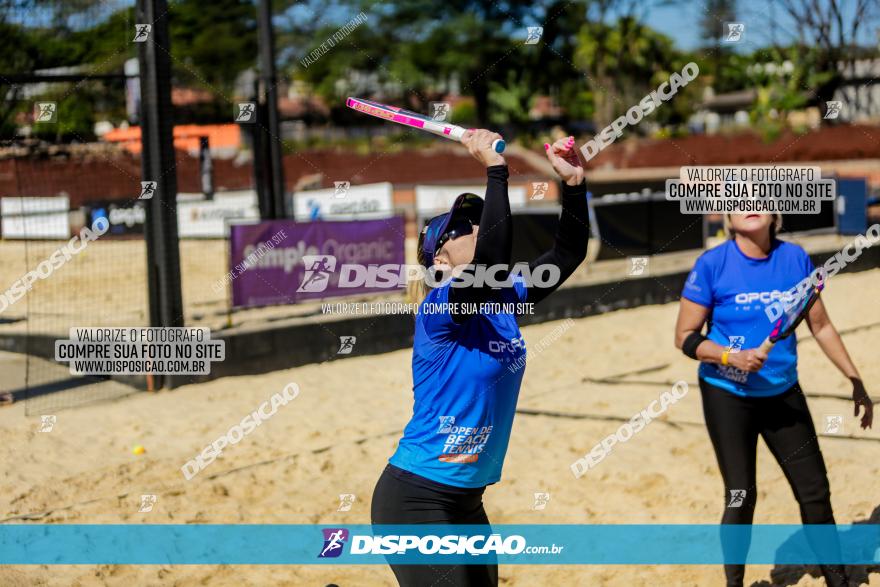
[346,96,506,153]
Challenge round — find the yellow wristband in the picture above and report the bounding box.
[721,349,730,366]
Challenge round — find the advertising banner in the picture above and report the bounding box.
[292,182,394,221]
[1,196,70,239]
[229,217,405,308]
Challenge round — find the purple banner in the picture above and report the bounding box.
[229,217,406,308]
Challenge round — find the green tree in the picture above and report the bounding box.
[170,0,258,99]
[574,16,692,130]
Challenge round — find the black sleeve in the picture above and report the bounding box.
[526,180,589,305]
[447,165,512,322]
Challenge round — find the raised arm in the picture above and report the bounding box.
[526,136,589,305]
[447,130,512,321]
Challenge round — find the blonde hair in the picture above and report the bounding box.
[723,213,783,240]
[407,233,433,306]
[406,275,431,306]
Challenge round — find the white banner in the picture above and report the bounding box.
[292,182,394,221]
[1,196,70,239]
[177,192,259,238]
[415,185,527,215]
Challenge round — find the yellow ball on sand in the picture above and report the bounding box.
[132,445,146,455]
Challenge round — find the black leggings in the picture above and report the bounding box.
[371,464,497,587]
[700,379,848,587]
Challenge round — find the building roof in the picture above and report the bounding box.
[583,124,880,170]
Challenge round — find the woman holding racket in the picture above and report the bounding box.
[371,130,588,587]
[674,212,874,587]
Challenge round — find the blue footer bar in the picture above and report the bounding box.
[1,524,878,565]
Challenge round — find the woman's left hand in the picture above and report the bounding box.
[544,136,584,186]
[851,377,874,429]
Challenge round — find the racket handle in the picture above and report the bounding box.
[758,337,774,355]
[491,139,506,153]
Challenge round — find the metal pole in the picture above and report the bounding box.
[252,79,272,218]
[137,0,184,389]
[257,0,287,218]
[199,136,214,200]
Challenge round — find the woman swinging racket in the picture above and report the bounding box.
[675,212,874,587]
[371,131,588,587]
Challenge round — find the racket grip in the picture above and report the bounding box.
[491,139,506,153]
[758,338,774,355]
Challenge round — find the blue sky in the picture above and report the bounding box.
[647,0,879,51]
[10,0,879,54]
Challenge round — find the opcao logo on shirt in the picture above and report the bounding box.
[734,291,791,305]
[488,336,525,354]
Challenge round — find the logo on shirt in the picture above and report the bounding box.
[727,336,745,352]
[717,364,748,383]
[488,335,525,355]
[685,270,701,292]
[437,416,455,433]
[318,528,349,558]
[734,291,789,306]
[439,424,493,464]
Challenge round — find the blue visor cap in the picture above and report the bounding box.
[419,193,483,268]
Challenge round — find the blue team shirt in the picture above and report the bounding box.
[389,279,528,488]
[681,239,814,397]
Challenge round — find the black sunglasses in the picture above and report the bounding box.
[436,217,474,251]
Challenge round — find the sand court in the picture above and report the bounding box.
[1,266,879,586]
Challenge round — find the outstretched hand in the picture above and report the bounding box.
[544,136,584,186]
[462,129,505,168]
[851,377,874,429]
